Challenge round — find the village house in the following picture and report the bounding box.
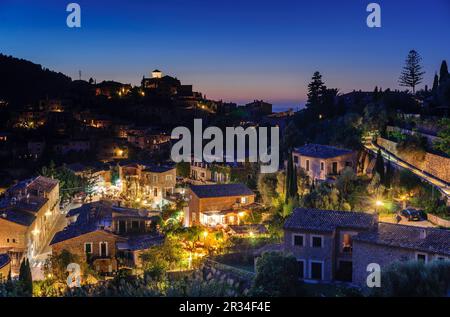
[185,183,255,227]
[0,176,60,275]
[119,162,177,208]
[127,131,171,153]
[50,201,163,274]
[141,70,181,96]
[262,208,450,287]
[292,144,357,182]
[282,208,377,283]
[352,223,450,287]
[53,138,91,155]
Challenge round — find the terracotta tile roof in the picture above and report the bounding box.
[354,222,450,256]
[284,208,377,232]
[0,253,10,269]
[116,234,164,251]
[27,176,58,193]
[190,183,254,198]
[0,209,36,226]
[229,224,268,235]
[293,144,354,159]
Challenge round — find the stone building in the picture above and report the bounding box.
[0,176,60,275]
[266,208,450,287]
[50,201,163,274]
[292,144,357,182]
[282,208,377,282]
[185,183,255,227]
[119,162,176,208]
[352,222,450,287]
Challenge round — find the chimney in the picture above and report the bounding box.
[419,229,427,239]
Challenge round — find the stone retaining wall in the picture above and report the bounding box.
[426,213,450,228]
[377,137,450,183]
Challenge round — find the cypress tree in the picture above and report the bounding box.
[432,73,439,92]
[18,258,33,296]
[384,160,393,188]
[439,60,449,85]
[375,149,385,184]
[285,151,293,204]
[291,161,298,201]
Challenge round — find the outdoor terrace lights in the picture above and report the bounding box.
[375,200,383,207]
[32,228,40,236]
[45,209,52,217]
[238,211,246,218]
[202,231,208,238]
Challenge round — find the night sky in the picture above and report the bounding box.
[0,0,449,110]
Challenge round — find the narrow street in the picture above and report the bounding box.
[30,202,81,280]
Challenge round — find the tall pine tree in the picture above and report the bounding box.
[399,50,425,93]
[306,71,326,110]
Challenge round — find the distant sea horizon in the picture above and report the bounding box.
[272,103,305,113]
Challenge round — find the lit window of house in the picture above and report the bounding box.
[241,196,247,204]
[84,242,93,254]
[342,234,352,253]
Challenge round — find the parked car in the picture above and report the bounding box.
[401,208,421,221]
[418,209,427,220]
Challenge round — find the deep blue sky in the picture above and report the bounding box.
[0,0,449,110]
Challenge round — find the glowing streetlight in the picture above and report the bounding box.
[375,200,383,207]
[202,231,208,238]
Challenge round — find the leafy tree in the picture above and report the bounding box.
[433,118,450,156]
[251,252,301,296]
[372,260,450,297]
[363,104,387,132]
[397,134,427,162]
[176,162,190,178]
[82,169,98,202]
[257,173,278,206]
[398,49,425,93]
[335,167,357,203]
[140,238,185,278]
[44,250,88,283]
